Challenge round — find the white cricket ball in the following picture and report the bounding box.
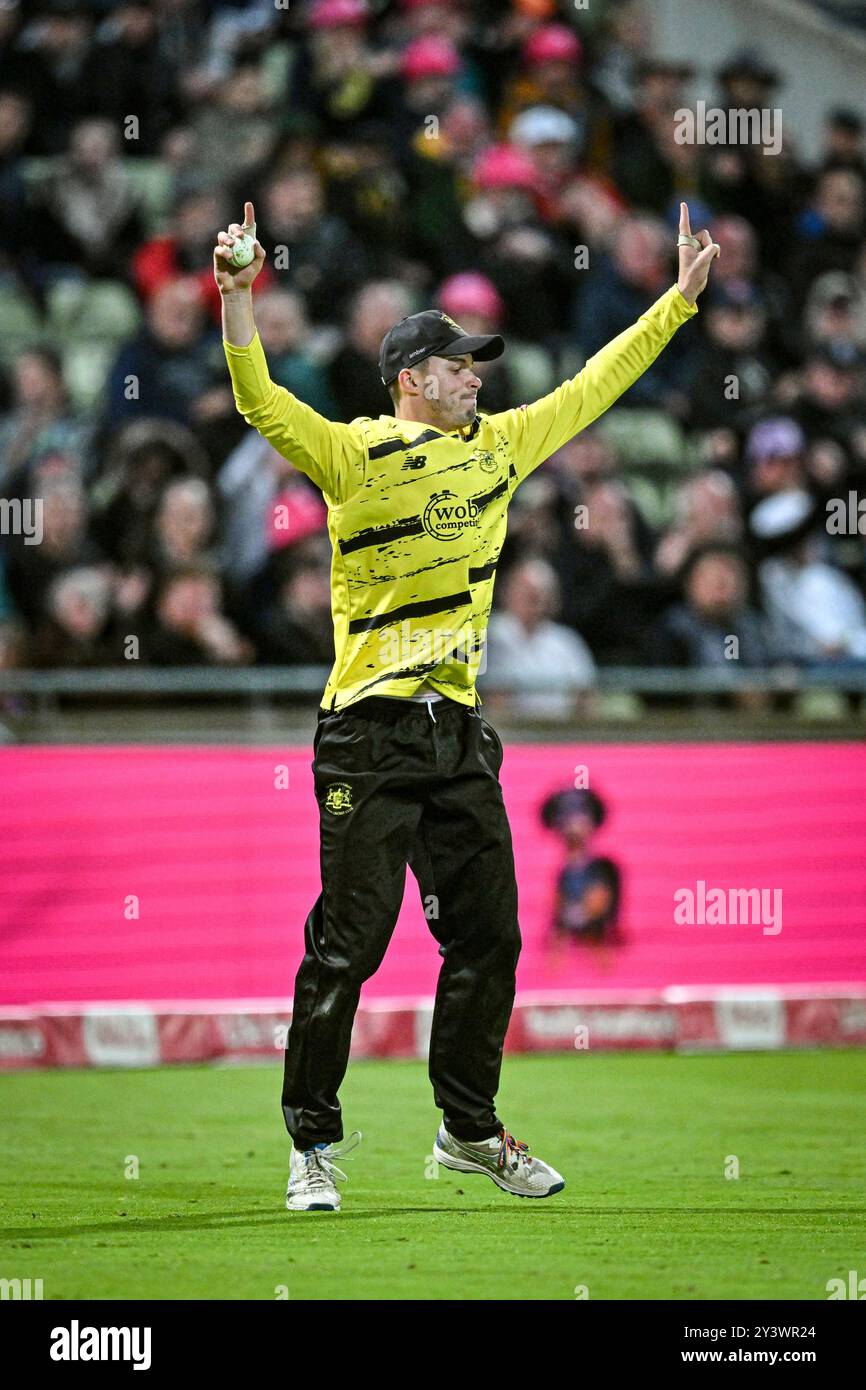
[228,233,256,269]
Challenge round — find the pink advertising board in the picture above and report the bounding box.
[1,743,864,1006]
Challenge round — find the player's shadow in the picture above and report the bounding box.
[0,1207,492,1240]
[3,1205,864,1242]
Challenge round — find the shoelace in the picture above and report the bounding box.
[303,1130,362,1188]
[497,1128,531,1172]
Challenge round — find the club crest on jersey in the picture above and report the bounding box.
[468,449,497,474]
[401,453,427,471]
[423,490,480,540]
[324,782,354,816]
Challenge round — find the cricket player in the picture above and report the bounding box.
[216,200,719,1211]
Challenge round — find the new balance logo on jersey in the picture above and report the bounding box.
[401,454,428,471]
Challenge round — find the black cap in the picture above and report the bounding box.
[828,108,864,134]
[379,309,504,387]
[634,57,695,82]
[541,788,606,831]
[716,47,781,87]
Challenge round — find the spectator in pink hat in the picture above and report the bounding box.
[461,143,577,344]
[388,28,490,170]
[267,483,329,559]
[438,271,504,330]
[401,34,461,87]
[464,143,541,239]
[394,35,465,152]
[436,271,510,412]
[308,0,369,30]
[524,23,583,72]
[290,0,390,142]
[436,271,553,410]
[498,22,612,175]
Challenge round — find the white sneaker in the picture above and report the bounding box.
[285,1131,362,1212]
[433,1124,565,1198]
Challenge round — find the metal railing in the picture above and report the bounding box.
[1,665,865,698]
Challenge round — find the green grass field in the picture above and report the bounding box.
[1,1051,864,1301]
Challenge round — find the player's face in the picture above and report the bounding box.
[424,354,482,428]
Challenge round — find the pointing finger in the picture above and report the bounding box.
[679,201,691,237]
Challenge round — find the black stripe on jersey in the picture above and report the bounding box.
[348,589,472,634]
[368,429,443,460]
[468,556,499,584]
[367,417,481,461]
[339,516,424,555]
[349,661,441,701]
[471,475,509,512]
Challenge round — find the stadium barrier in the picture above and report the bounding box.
[1,989,865,1071]
[2,665,866,698]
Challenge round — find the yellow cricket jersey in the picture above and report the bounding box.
[224,283,698,711]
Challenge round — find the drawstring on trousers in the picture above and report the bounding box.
[427,700,437,725]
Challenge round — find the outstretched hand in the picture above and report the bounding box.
[213,201,266,293]
[676,202,720,305]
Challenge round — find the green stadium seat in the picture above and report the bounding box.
[122,159,173,236]
[625,474,676,530]
[61,341,116,412]
[595,691,646,721]
[0,283,44,363]
[508,343,555,402]
[792,689,848,721]
[596,409,689,470]
[46,279,141,346]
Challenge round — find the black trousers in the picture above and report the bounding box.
[281,695,521,1149]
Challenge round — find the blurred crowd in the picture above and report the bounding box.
[1,0,865,699]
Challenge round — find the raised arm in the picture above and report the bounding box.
[492,203,720,487]
[216,203,366,505]
[216,200,267,347]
